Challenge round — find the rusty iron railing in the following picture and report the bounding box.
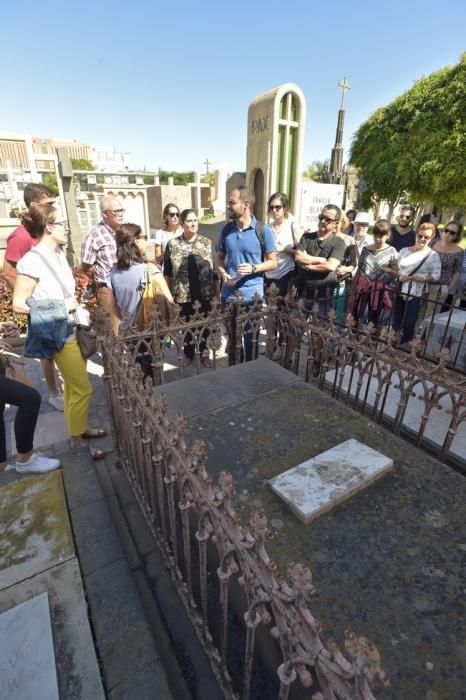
[98,321,389,699]
[106,287,466,466]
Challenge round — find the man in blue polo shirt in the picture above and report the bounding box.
[216,186,276,361]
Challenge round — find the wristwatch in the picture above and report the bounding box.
[252,264,257,274]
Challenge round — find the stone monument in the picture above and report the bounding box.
[246,83,306,221]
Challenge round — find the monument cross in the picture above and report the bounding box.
[203,158,211,175]
[338,77,351,109]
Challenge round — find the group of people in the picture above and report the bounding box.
[1,184,108,475]
[1,184,464,473]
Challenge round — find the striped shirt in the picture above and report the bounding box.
[358,245,398,281]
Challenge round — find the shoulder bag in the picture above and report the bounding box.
[31,250,97,358]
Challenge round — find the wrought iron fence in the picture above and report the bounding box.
[98,321,389,699]
[97,287,465,697]
[104,285,465,466]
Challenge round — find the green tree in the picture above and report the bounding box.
[201,172,215,187]
[158,169,195,185]
[71,158,94,170]
[350,53,466,209]
[302,160,329,182]
[42,173,59,197]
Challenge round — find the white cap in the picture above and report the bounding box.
[354,212,371,225]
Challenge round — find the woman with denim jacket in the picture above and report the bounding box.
[13,204,107,460]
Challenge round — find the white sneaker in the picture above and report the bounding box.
[15,452,61,474]
[48,393,65,411]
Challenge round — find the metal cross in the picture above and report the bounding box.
[338,77,351,109]
[204,158,211,174]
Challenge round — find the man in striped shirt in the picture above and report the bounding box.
[81,195,124,333]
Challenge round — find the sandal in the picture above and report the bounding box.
[82,428,107,439]
[90,447,105,461]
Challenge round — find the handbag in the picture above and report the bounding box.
[135,264,173,330]
[31,250,97,358]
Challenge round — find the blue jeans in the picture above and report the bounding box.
[393,295,421,343]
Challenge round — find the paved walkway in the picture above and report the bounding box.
[0,349,174,699]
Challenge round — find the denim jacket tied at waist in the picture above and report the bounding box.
[24,298,75,359]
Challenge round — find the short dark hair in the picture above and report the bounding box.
[372,219,391,241]
[346,208,357,218]
[115,223,145,269]
[23,183,54,207]
[180,208,197,224]
[444,220,463,243]
[400,204,415,218]
[322,204,341,221]
[231,185,255,209]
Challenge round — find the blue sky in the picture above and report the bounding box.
[2,0,464,174]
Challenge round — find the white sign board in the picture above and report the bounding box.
[299,182,344,230]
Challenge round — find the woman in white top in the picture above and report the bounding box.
[13,204,106,459]
[265,192,301,294]
[393,222,441,343]
[152,203,183,265]
[265,192,301,360]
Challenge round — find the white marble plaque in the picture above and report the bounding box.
[269,439,393,524]
[0,593,59,700]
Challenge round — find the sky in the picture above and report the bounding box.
[2,0,464,175]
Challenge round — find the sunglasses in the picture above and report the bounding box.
[416,235,431,240]
[269,205,283,211]
[168,212,179,218]
[443,228,457,235]
[318,214,337,224]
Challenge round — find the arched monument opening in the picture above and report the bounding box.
[246,83,306,221]
[252,169,264,221]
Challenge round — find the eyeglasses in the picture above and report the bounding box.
[318,214,337,224]
[168,212,179,218]
[105,209,125,214]
[51,220,69,229]
[416,235,431,240]
[137,235,148,241]
[443,228,457,235]
[269,205,283,212]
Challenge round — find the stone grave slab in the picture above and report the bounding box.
[0,592,59,700]
[0,471,74,591]
[269,438,393,523]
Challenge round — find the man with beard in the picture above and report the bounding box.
[390,205,416,252]
[216,186,276,361]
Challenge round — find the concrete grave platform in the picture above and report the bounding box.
[270,438,393,523]
[168,358,466,699]
[0,592,59,700]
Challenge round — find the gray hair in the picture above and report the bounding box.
[100,195,122,213]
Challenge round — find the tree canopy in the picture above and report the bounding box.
[302,160,329,182]
[71,158,94,171]
[350,53,466,208]
[158,170,195,185]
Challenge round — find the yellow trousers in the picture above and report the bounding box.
[54,339,92,437]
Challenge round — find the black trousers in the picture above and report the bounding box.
[0,369,42,462]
